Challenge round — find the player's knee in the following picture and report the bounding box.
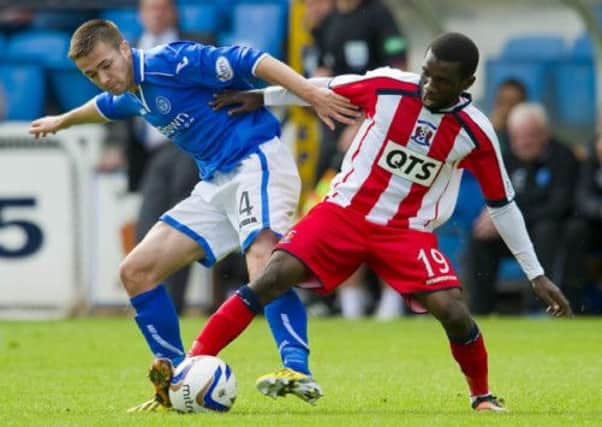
[436,299,471,332]
[119,255,155,296]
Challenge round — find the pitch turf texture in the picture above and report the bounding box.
[1,317,600,427]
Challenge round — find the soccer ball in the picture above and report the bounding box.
[169,355,237,413]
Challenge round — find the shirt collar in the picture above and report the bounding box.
[131,48,145,85]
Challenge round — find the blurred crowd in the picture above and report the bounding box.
[3,0,602,316]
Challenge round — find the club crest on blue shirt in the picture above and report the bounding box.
[156,96,172,115]
[410,120,437,146]
[216,56,234,82]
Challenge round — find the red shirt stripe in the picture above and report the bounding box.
[348,95,423,216]
[456,111,509,203]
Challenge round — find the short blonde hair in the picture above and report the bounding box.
[68,19,124,60]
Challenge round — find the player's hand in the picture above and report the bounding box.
[530,275,573,317]
[210,91,264,115]
[29,115,66,139]
[309,87,362,131]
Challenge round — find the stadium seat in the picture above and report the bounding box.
[484,35,567,112]
[219,31,282,59]
[0,64,46,120]
[50,67,100,112]
[552,35,596,127]
[100,9,143,44]
[178,0,233,32]
[220,2,288,58]
[6,30,71,68]
[31,9,95,32]
[232,3,287,41]
[500,35,566,61]
[484,60,553,112]
[572,34,594,61]
[178,3,219,35]
[497,258,525,282]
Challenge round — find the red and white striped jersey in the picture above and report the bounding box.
[325,67,515,231]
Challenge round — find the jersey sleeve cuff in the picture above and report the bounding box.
[94,96,112,122]
[251,53,269,76]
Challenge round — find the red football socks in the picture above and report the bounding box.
[449,333,489,397]
[189,294,256,357]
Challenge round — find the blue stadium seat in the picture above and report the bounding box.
[484,35,567,113]
[178,3,219,35]
[497,258,525,282]
[219,31,282,59]
[500,35,566,61]
[232,3,287,41]
[6,30,71,68]
[0,65,46,120]
[100,9,143,44]
[50,66,100,112]
[178,0,233,32]
[572,34,594,61]
[31,10,95,32]
[552,35,596,127]
[553,61,595,127]
[220,2,288,58]
[484,61,552,112]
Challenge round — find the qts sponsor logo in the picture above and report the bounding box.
[378,140,442,187]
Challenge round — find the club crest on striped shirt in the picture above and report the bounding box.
[410,120,437,146]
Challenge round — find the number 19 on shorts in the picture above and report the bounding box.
[417,248,456,285]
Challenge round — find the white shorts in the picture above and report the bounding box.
[160,137,301,267]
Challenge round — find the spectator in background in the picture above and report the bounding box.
[465,103,578,315]
[313,0,407,181]
[560,121,602,313]
[489,79,527,153]
[301,0,335,78]
[313,0,407,319]
[0,7,34,33]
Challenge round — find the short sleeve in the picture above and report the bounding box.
[330,70,419,117]
[95,92,141,120]
[456,111,515,207]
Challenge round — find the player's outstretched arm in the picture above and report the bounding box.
[254,55,361,130]
[29,98,108,139]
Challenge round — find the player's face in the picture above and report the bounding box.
[75,40,134,95]
[420,49,475,110]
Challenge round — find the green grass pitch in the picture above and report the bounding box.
[1,316,600,426]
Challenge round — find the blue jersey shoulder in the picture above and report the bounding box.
[143,41,267,90]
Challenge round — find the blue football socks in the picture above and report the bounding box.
[265,289,311,375]
[131,284,185,367]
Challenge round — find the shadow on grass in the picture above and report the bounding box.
[229,408,602,417]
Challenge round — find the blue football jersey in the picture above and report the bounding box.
[95,42,281,180]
